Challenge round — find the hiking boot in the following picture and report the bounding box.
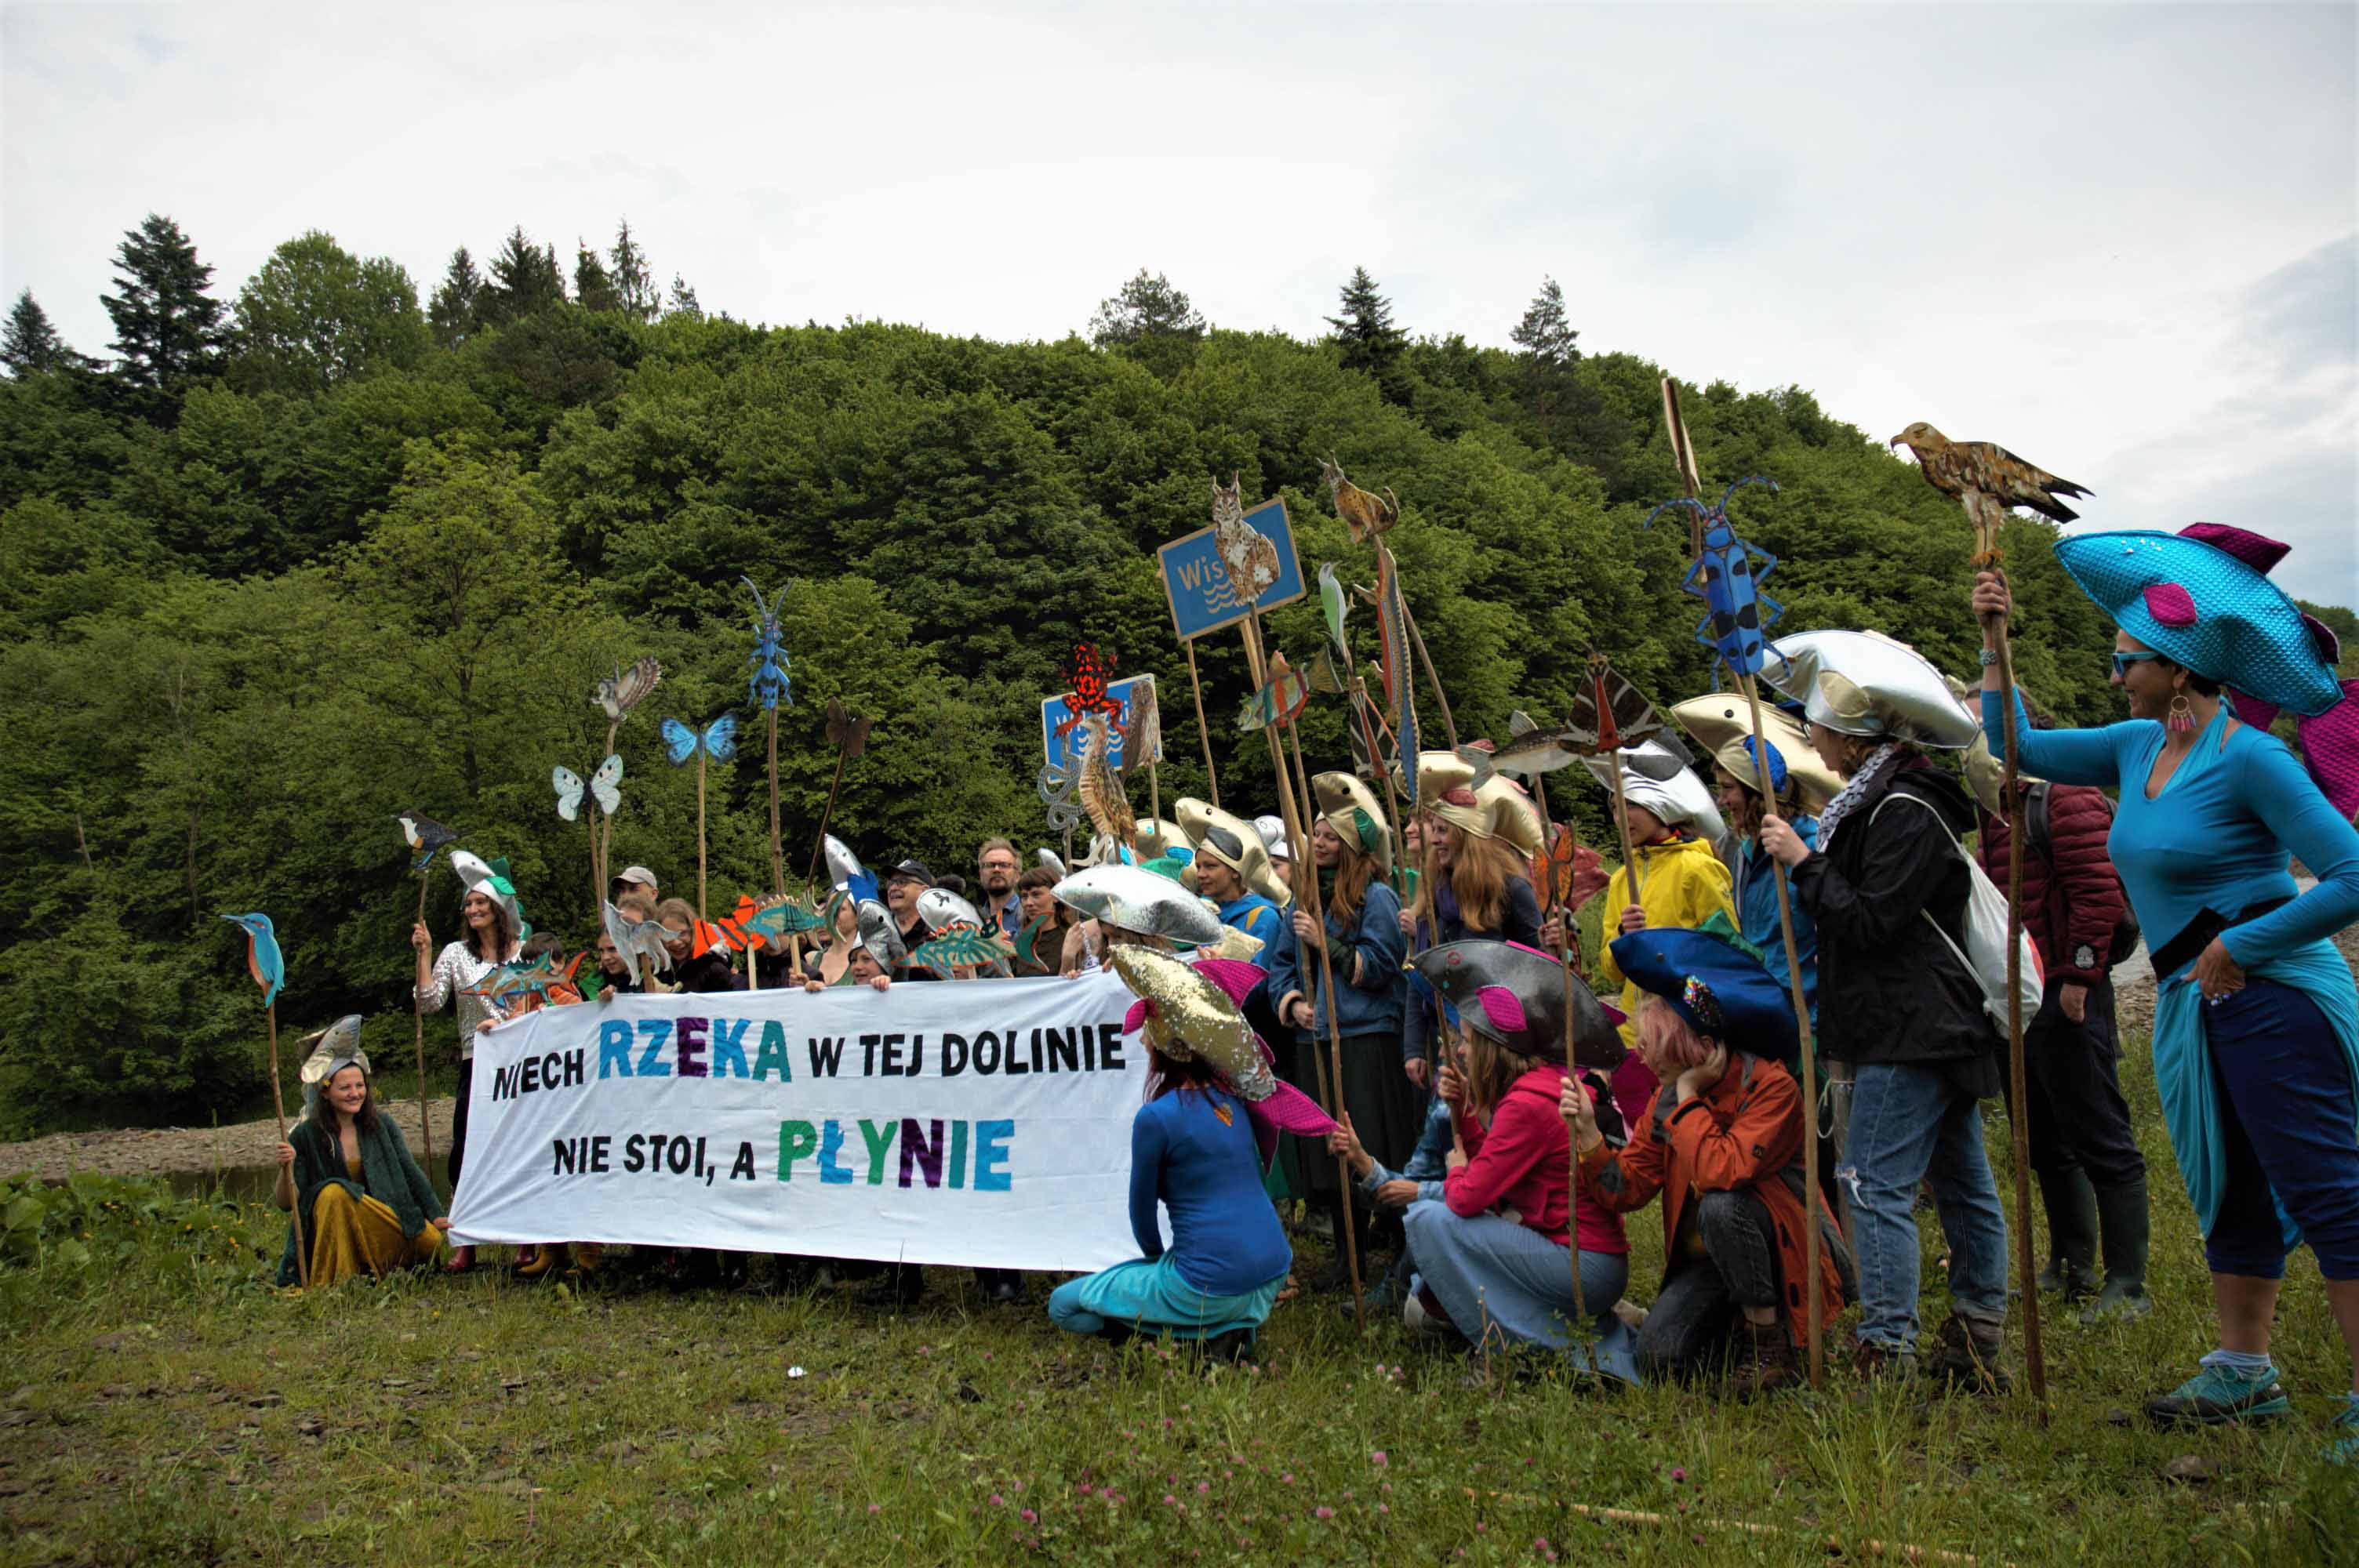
[1925,1312,2011,1394]
[2145,1363,2291,1427]
[1849,1340,1918,1382]
[2081,1178,2152,1323]
[2323,1399,2359,1466]
[1721,1316,1800,1403]
[2034,1168,2099,1299]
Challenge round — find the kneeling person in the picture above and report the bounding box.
[273,1018,449,1287]
[1567,928,1851,1396]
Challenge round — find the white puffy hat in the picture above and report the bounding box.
[1582,739,1728,847]
[1761,630,1979,750]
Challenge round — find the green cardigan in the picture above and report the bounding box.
[274,1112,442,1285]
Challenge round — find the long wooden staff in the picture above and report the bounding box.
[803,742,850,890]
[267,1003,307,1287]
[766,704,785,895]
[1607,757,1645,904]
[1284,720,1368,1331]
[1660,377,1822,1388]
[696,745,710,920]
[1983,557,2047,1408]
[412,874,434,1171]
[1398,596,1459,752]
[1183,639,1221,809]
[1526,775,1588,1334]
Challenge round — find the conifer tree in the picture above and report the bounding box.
[665,274,703,319]
[99,213,226,393]
[1,289,85,376]
[427,247,483,347]
[573,242,620,313]
[479,227,565,326]
[608,220,658,321]
[1510,276,1579,368]
[1325,265,1408,401]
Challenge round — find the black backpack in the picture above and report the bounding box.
[2023,782,2141,972]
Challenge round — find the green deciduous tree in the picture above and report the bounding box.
[228,231,430,394]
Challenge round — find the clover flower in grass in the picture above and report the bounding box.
[1372,1450,1388,1467]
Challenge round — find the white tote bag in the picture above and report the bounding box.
[1871,792,2045,1032]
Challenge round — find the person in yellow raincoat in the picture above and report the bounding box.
[272,1017,449,1287]
[1577,740,1737,1131]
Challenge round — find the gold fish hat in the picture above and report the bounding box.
[1109,946,1337,1148]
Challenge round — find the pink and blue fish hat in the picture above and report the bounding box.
[1410,939,1625,1069]
[2054,527,2345,717]
[1607,926,1799,1067]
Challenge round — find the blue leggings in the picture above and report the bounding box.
[2203,980,2359,1281]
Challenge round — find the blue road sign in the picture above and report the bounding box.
[1041,674,1161,773]
[1157,499,1307,641]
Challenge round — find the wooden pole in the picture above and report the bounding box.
[1285,720,1367,1331]
[1147,760,1161,840]
[1526,775,1588,1334]
[1398,595,1459,753]
[1734,669,1826,1389]
[1183,638,1221,810]
[268,1004,307,1288]
[766,706,784,895]
[804,746,850,890]
[696,747,709,921]
[1607,755,1645,902]
[1985,567,2047,1408]
[413,877,434,1172]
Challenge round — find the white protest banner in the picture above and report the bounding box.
[447,973,1150,1272]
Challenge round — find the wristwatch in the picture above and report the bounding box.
[1978,647,2001,667]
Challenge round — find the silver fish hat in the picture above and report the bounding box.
[915,887,987,933]
[1411,941,1627,1069]
[1052,864,1225,947]
[855,898,905,968]
[1761,629,1979,750]
[1580,739,1728,847]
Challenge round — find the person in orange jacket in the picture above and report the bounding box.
[1564,927,1851,1398]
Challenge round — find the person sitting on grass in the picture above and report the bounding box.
[1398,940,1635,1380]
[1049,946,1336,1359]
[273,1017,449,1288]
[1565,927,1852,1397]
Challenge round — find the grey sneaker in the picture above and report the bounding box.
[1925,1312,2010,1394]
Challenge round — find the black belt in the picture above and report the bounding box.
[2150,897,2292,985]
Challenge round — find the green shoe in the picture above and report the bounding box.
[2144,1363,2291,1427]
[2324,1400,2359,1467]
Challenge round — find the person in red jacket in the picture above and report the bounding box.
[1961,713,2150,1323]
[1566,927,1852,1396]
[1396,940,1637,1381]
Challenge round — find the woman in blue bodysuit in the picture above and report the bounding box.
[1976,523,2359,1464]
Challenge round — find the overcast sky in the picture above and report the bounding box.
[5,2,2354,606]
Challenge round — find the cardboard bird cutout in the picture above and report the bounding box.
[394,811,461,873]
[1890,423,2090,566]
[222,912,284,1009]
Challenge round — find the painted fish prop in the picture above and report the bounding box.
[1492,710,1583,779]
[602,900,676,994]
[1237,653,1309,734]
[855,899,906,969]
[1052,864,1223,947]
[1374,546,1419,805]
[1076,710,1138,851]
[824,835,878,906]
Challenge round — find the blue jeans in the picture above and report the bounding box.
[1844,1062,2009,1349]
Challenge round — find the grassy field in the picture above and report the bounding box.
[3,1030,2354,1568]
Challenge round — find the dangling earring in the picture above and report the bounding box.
[2167,692,2197,733]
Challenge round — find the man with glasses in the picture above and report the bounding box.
[976,838,1022,938]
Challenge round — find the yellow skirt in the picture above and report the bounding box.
[305,1184,445,1287]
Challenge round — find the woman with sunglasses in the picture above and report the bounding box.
[1974,523,2359,1465]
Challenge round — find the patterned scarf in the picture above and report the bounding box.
[1813,742,1903,851]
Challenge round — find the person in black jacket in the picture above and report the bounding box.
[1757,636,2010,1391]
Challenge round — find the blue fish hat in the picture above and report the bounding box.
[1608,927,1800,1066]
[2054,530,2345,717]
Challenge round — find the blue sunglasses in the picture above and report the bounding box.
[2110,651,2165,679]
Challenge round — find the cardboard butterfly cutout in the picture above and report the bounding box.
[593,656,663,723]
[826,699,874,759]
[660,714,739,766]
[553,755,623,821]
[742,577,794,710]
[1564,651,1673,757]
[1643,477,1783,677]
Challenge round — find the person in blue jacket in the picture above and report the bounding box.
[1976,524,2359,1465]
[1267,772,1412,1288]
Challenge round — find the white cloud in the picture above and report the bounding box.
[3,1,2353,604]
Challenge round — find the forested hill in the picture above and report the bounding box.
[0,220,2239,1132]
